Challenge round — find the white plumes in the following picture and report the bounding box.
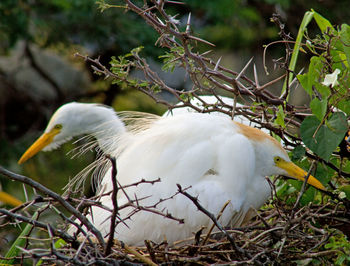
[164,96,268,133]
[86,112,286,245]
[42,137,73,151]
[63,154,110,196]
[61,111,160,195]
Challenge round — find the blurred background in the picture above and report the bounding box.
[0,0,348,213]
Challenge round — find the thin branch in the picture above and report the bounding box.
[176,184,251,259]
[104,155,118,256]
[0,208,74,243]
[0,166,105,248]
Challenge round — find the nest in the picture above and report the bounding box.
[0,164,349,265]
[42,203,345,265]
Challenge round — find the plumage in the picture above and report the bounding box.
[94,113,273,244]
[17,100,325,246]
[164,95,263,130]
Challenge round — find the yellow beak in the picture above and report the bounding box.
[0,191,22,207]
[18,128,60,164]
[278,160,325,191]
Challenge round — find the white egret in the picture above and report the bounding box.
[17,100,325,246]
[16,97,264,194]
[164,95,262,128]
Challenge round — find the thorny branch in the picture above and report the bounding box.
[0,168,349,264]
[104,155,118,256]
[176,184,252,260]
[78,0,349,180]
[101,156,156,266]
[119,0,301,108]
[0,166,105,247]
[0,208,74,243]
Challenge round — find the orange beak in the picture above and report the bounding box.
[0,191,22,207]
[18,128,60,164]
[278,160,325,191]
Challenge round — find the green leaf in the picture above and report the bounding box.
[327,112,348,133]
[340,24,350,67]
[131,46,144,56]
[315,161,333,185]
[297,56,323,97]
[292,145,306,161]
[312,9,335,33]
[300,113,348,161]
[308,56,323,85]
[337,99,350,115]
[336,255,346,266]
[312,11,348,67]
[310,98,327,120]
[276,181,297,198]
[282,10,314,98]
[300,187,317,205]
[314,83,330,99]
[36,238,67,266]
[275,105,286,128]
[297,73,312,96]
[338,185,350,200]
[330,49,346,71]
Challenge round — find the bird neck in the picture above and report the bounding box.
[93,119,126,154]
[251,139,274,177]
[78,106,127,154]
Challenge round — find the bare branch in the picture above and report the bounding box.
[0,166,105,248]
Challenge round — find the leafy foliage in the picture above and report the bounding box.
[300,113,348,161]
[295,11,349,164]
[324,233,350,265]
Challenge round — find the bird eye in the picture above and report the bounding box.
[54,124,62,130]
[274,156,281,164]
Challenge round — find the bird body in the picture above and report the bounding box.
[17,100,325,246]
[164,96,260,129]
[93,113,273,245]
[164,95,235,116]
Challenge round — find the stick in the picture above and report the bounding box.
[0,166,105,248]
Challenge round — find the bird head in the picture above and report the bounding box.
[271,153,325,190]
[236,122,325,191]
[18,102,120,164]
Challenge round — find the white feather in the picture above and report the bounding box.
[88,113,284,245]
[18,97,322,246]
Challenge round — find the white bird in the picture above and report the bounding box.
[164,95,262,128]
[17,101,325,246]
[16,97,263,193]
